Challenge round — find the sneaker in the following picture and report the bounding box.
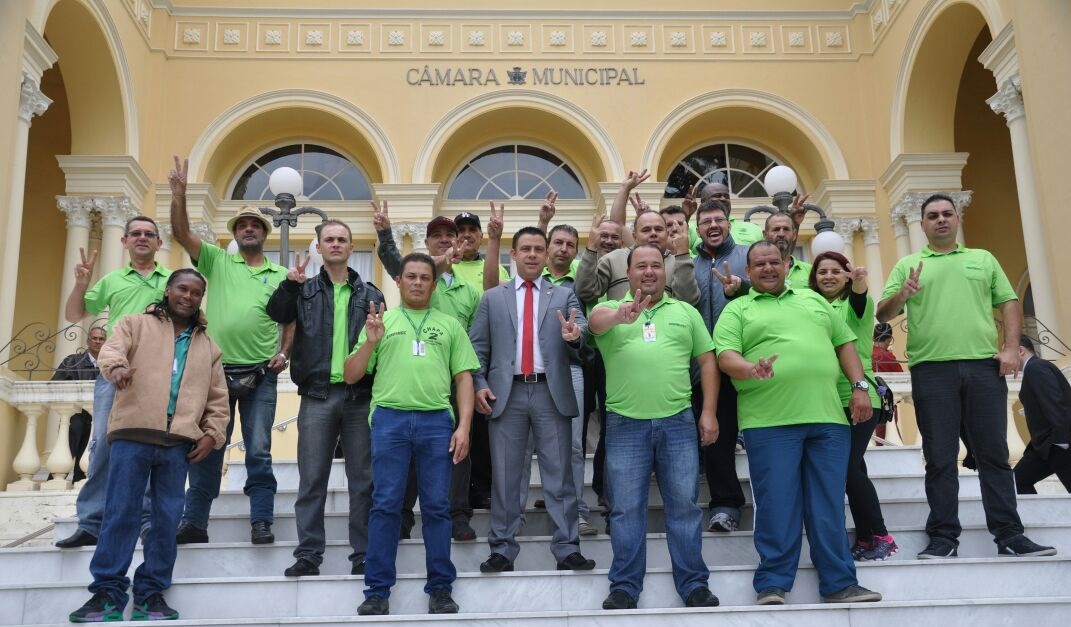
[452,519,477,542]
[861,535,899,561]
[756,587,786,605]
[351,559,365,575]
[69,591,123,622]
[428,589,459,614]
[685,587,720,607]
[736,433,746,452]
[174,522,208,545]
[602,590,638,610]
[357,595,389,616]
[579,519,598,536]
[916,538,958,559]
[822,585,882,603]
[283,557,320,577]
[998,536,1057,557]
[708,512,738,533]
[851,537,874,561]
[250,521,274,545]
[131,592,179,620]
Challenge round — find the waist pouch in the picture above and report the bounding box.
[223,362,268,400]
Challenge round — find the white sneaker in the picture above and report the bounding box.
[578,519,597,536]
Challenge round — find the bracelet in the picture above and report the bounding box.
[278,352,288,361]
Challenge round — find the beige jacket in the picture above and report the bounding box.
[97,311,229,449]
[575,246,700,306]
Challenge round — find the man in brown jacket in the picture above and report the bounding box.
[69,269,229,623]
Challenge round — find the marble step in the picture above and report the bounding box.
[11,523,1070,584]
[22,597,1071,627]
[3,556,1069,624]
[226,446,927,490]
[52,493,1071,543]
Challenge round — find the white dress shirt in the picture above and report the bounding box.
[514,276,545,374]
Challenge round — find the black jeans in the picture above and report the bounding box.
[587,352,609,502]
[1014,443,1071,494]
[912,359,1023,546]
[691,374,745,514]
[845,408,887,537]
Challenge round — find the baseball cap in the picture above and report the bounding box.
[426,216,457,238]
[454,211,482,230]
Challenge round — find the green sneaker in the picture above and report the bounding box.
[130,593,179,621]
[69,592,123,622]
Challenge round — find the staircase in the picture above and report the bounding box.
[3,445,1069,625]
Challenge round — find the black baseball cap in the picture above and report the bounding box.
[454,212,482,230]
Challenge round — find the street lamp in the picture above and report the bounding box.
[261,166,329,267]
[743,164,845,257]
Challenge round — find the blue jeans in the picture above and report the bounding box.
[76,375,150,536]
[88,440,189,608]
[744,423,857,597]
[605,409,709,602]
[364,407,455,599]
[183,369,278,528]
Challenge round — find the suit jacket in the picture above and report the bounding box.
[1020,357,1071,459]
[469,277,587,419]
[51,351,99,382]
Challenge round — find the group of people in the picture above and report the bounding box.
[59,157,1063,622]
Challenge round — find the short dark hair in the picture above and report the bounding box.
[659,205,685,220]
[764,212,798,233]
[124,215,159,237]
[746,240,781,264]
[626,243,663,268]
[548,224,579,242]
[400,252,435,276]
[873,322,894,342]
[1020,336,1036,353]
[695,199,730,223]
[511,226,548,250]
[315,219,352,241]
[920,193,956,217]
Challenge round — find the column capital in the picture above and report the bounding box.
[18,74,52,124]
[833,217,862,243]
[56,196,93,229]
[859,217,881,246]
[892,219,909,239]
[891,190,972,226]
[94,196,138,228]
[190,221,217,243]
[390,221,427,250]
[987,74,1025,125]
[157,223,174,248]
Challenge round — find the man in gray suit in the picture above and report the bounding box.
[469,226,596,573]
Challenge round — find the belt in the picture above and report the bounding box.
[513,373,547,383]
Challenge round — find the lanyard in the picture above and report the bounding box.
[132,269,159,290]
[640,299,668,324]
[400,309,432,340]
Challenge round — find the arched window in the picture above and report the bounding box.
[663,143,784,199]
[230,143,372,201]
[447,144,587,200]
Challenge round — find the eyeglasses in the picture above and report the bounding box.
[126,230,158,239]
[697,217,728,227]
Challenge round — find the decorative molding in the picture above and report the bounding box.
[390,221,427,251]
[630,31,648,47]
[18,74,52,124]
[223,28,241,44]
[879,153,969,205]
[306,29,325,45]
[670,31,687,47]
[22,21,59,83]
[590,30,608,47]
[94,196,138,229]
[834,217,862,244]
[788,31,805,47]
[749,31,767,47]
[890,190,973,227]
[710,31,728,46]
[979,22,1017,86]
[190,221,218,243]
[388,29,406,45]
[183,27,201,44]
[467,30,484,46]
[987,74,1025,125]
[825,31,843,47]
[859,217,880,246]
[892,219,909,239]
[56,155,153,210]
[548,30,567,46]
[346,29,364,45]
[506,30,524,46]
[428,30,446,46]
[56,197,94,230]
[264,29,282,45]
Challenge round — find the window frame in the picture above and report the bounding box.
[663,139,796,199]
[445,141,589,201]
[227,141,374,202]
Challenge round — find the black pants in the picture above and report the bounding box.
[691,373,744,513]
[468,411,493,505]
[69,411,92,482]
[1014,443,1071,494]
[912,359,1023,546]
[587,352,609,502]
[845,408,887,537]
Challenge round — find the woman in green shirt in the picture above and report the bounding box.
[809,251,897,562]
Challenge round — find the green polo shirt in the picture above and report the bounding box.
[882,245,1017,367]
[452,257,510,293]
[84,262,172,332]
[431,272,482,330]
[354,307,481,422]
[329,282,352,384]
[830,296,881,409]
[195,242,287,365]
[714,287,855,430]
[593,294,713,419]
[168,325,195,417]
[786,257,812,291]
[542,259,579,286]
[689,219,763,254]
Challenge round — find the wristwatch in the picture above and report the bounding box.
[852,380,870,392]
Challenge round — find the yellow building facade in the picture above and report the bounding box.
[0,0,1068,486]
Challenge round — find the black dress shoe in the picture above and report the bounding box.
[452,519,477,542]
[351,560,365,575]
[357,595,389,616]
[685,587,720,607]
[175,522,208,544]
[428,589,459,614]
[250,521,274,544]
[556,552,596,571]
[602,590,637,610]
[55,529,97,549]
[283,558,320,577]
[480,553,514,573]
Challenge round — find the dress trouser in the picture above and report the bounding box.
[1014,443,1071,494]
[691,373,744,518]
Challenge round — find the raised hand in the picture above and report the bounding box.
[557,308,581,342]
[682,179,702,217]
[487,201,504,240]
[365,302,386,344]
[615,294,652,325]
[712,261,742,296]
[788,193,810,226]
[848,264,868,292]
[667,226,690,255]
[287,252,311,284]
[74,247,98,286]
[169,155,188,197]
[621,169,650,192]
[628,192,651,216]
[538,191,558,227]
[750,355,779,380]
[900,262,923,299]
[371,200,391,232]
[587,213,606,252]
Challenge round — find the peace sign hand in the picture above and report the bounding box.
[682,179,702,217]
[712,261,742,297]
[750,354,779,380]
[487,202,504,240]
[621,169,650,192]
[371,200,391,232]
[288,252,311,284]
[848,264,868,291]
[628,192,651,216]
[788,193,810,226]
[557,308,581,342]
[365,302,386,344]
[74,247,98,286]
[900,262,923,299]
[615,294,652,325]
[539,191,558,226]
[169,156,188,197]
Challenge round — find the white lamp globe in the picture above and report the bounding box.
[811,229,845,257]
[763,165,798,196]
[307,237,324,268]
[268,167,303,197]
[226,239,239,254]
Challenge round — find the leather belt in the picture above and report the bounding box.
[513,373,547,383]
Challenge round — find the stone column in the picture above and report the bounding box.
[53,197,93,367]
[833,218,860,264]
[158,223,174,268]
[904,212,927,254]
[860,217,885,301]
[891,218,910,260]
[0,75,52,358]
[96,196,138,275]
[7,404,46,491]
[988,74,1061,340]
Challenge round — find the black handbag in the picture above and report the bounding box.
[874,375,897,423]
[223,362,267,399]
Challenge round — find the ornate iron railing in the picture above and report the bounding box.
[0,319,107,379]
[892,315,1067,362]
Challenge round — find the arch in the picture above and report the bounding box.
[643,89,849,191]
[445,142,588,201]
[890,0,1005,159]
[414,90,623,187]
[41,0,137,157]
[188,89,400,190]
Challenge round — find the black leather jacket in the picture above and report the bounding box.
[266,267,386,400]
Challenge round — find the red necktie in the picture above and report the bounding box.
[522,280,535,375]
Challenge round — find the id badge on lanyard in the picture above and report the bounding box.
[412,340,426,356]
[642,322,657,342]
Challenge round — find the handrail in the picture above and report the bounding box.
[3,523,55,549]
[226,415,298,451]
[0,318,108,378]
